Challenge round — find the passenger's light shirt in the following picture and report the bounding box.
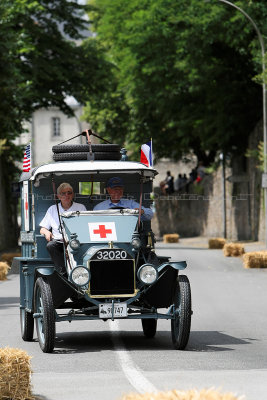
[40,202,86,240]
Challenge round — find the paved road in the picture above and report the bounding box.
[1,240,267,400]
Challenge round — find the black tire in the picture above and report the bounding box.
[171,275,191,350]
[142,319,157,338]
[34,277,55,353]
[53,151,121,161]
[20,308,34,341]
[52,144,120,153]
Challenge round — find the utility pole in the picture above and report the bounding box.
[220,153,227,238]
[218,0,267,245]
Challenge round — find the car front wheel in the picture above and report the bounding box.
[34,277,55,353]
[171,275,191,350]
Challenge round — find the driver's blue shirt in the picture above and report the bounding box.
[93,198,153,221]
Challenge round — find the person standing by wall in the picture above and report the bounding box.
[164,171,174,194]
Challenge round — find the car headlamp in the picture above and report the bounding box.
[69,238,80,250]
[137,264,158,285]
[70,266,90,286]
[131,237,141,250]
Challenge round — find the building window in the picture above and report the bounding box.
[52,117,61,137]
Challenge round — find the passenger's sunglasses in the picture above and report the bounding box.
[60,191,73,196]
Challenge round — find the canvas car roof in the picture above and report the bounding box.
[19,160,158,183]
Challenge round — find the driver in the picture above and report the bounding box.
[93,177,153,221]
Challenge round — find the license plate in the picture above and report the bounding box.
[94,249,128,260]
[99,303,127,318]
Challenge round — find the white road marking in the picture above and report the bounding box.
[109,320,157,394]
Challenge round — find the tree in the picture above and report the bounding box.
[84,0,267,163]
[0,0,110,250]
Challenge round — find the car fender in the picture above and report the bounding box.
[158,261,187,273]
[35,267,55,277]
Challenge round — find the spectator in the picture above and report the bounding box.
[189,167,198,183]
[196,162,205,183]
[181,173,188,186]
[160,180,167,195]
[174,173,183,192]
[164,171,174,194]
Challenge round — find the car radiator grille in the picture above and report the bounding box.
[88,259,135,297]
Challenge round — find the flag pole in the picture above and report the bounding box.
[150,137,153,167]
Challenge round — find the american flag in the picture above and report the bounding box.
[23,143,31,172]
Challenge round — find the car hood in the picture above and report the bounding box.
[62,213,139,243]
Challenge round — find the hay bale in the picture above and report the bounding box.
[0,262,10,281]
[0,252,21,266]
[208,238,226,249]
[243,251,267,269]
[0,347,33,400]
[223,243,245,257]
[120,388,241,400]
[163,234,179,243]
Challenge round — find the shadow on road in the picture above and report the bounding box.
[0,296,20,310]
[53,331,114,354]
[52,329,255,354]
[0,296,20,304]
[187,330,255,352]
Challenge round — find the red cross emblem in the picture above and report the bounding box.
[93,225,112,238]
[89,222,117,241]
[25,194,28,218]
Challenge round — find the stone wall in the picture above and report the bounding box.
[152,170,264,240]
[152,122,265,241]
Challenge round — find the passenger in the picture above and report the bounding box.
[93,177,153,221]
[40,183,86,275]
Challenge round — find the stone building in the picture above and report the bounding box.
[14,96,88,167]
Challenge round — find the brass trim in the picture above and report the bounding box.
[147,231,153,247]
[89,288,139,299]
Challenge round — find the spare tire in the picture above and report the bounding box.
[52,144,121,153]
[53,152,121,161]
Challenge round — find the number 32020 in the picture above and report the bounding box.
[96,250,127,260]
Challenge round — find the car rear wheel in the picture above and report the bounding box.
[141,318,157,338]
[34,277,55,353]
[171,275,191,350]
[20,308,34,341]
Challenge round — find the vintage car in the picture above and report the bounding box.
[16,139,192,353]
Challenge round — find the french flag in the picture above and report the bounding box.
[140,140,153,167]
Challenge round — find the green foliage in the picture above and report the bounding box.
[0,0,108,246]
[84,0,267,164]
[246,140,265,171]
[191,183,205,196]
[80,181,100,194]
[204,164,217,175]
[0,0,110,149]
[1,0,119,168]
[253,53,267,85]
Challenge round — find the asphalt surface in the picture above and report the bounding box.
[1,238,267,400]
